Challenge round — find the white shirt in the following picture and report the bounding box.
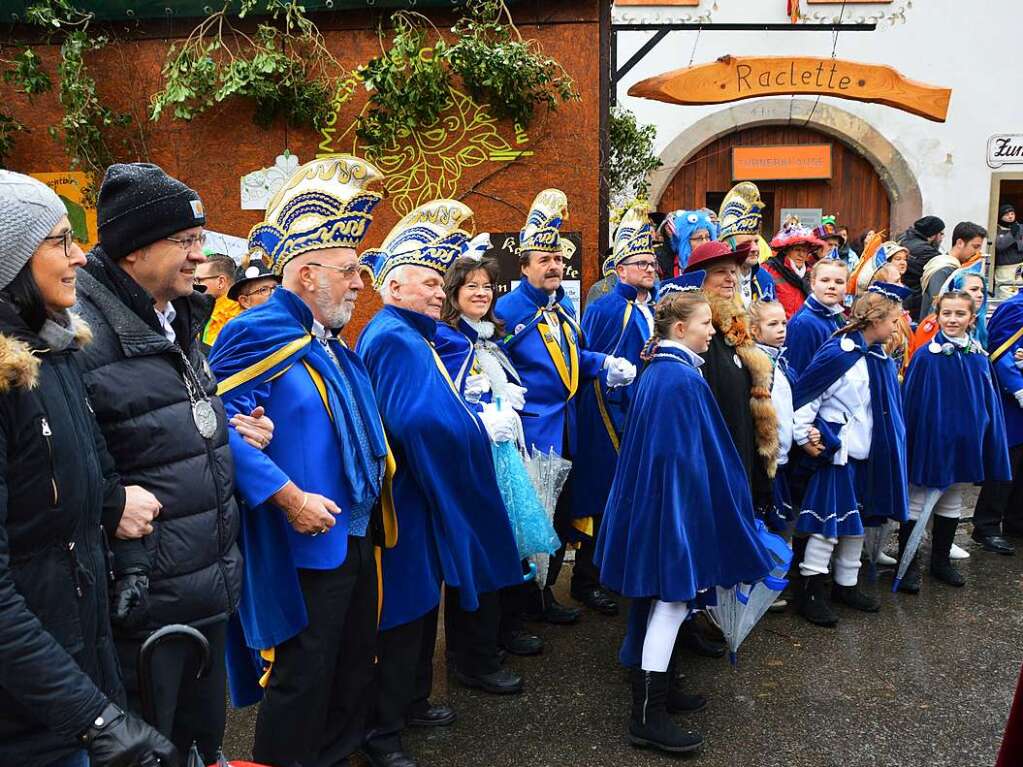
[542,295,562,345]
[758,344,794,464]
[635,297,655,336]
[790,261,807,279]
[739,270,754,308]
[793,355,873,463]
[156,303,176,344]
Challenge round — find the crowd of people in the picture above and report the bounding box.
[1,155,1021,767]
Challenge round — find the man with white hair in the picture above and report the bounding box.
[357,200,524,767]
[209,155,396,767]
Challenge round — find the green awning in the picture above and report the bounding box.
[0,0,479,23]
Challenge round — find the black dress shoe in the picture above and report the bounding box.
[362,749,419,767]
[571,586,619,616]
[678,622,727,658]
[500,629,544,656]
[407,702,456,727]
[526,600,581,625]
[454,666,524,695]
[971,532,1016,555]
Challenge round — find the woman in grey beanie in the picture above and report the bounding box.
[0,171,177,767]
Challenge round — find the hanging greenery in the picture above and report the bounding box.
[150,0,357,131]
[607,105,661,208]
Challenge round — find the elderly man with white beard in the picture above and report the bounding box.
[209,155,397,767]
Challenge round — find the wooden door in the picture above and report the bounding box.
[658,125,892,244]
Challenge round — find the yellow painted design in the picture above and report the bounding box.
[337,86,534,216]
[216,336,313,395]
[258,647,275,688]
[991,324,1023,364]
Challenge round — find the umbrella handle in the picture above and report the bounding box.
[137,624,212,726]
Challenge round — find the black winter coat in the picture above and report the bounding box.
[900,226,943,317]
[0,302,126,767]
[73,258,242,634]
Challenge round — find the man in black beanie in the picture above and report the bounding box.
[995,203,1023,298]
[899,214,946,316]
[72,163,272,761]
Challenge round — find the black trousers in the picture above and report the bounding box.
[253,535,378,767]
[570,513,603,592]
[116,620,227,761]
[974,444,1023,536]
[444,587,501,676]
[499,563,534,636]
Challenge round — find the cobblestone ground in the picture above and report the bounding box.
[222,512,1023,767]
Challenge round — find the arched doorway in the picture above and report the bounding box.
[658,123,891,241]
[647,98,923,238]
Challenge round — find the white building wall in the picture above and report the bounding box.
[614,0,1021,235]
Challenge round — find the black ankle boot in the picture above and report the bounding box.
[628,670,704,754]
[930,516,966,587]
[832,582,881,612]
[783,536,808,602]
[665,659,708,714]
[797,574,838,627]
[895,521,921,594]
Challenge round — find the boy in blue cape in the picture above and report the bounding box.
[495,189,636,622]
[357,200,524,767]
[209,155,395,767]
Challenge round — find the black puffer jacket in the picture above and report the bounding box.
[74,253,241,633]
[0,301,126,767]
[900,225,943,317]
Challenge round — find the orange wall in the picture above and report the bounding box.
[0,3,603,340]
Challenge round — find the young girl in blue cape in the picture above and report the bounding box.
[791,284,909,627]
[595,291,775,756]
[782,259,849,377]
[899,291,1011,593]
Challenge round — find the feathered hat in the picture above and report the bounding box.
[248,154,384,276]
[769,221,825,252]
[718,182,764,242]
[360,199,475,289]
[519,189,575,259]
[603,202,656,277]
[664,209,718,274]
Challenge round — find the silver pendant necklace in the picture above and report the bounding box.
[178,350,217,440]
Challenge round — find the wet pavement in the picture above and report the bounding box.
[223,521,1023,767]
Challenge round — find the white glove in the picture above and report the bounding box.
[604,356,637,388]
[1014,389,1023,409]
[501,383,528,412]
[464,373,491,405]
[478,402,518,444]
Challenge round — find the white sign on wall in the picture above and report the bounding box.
[988,135,1023,169]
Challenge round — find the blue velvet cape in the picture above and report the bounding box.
[357,305,522,629]
[987,294,1023,447]
[595,345,775,602]
[209,288,391,706]
[792,331,908,524]
[782,295,845,376]
[494,280,605,455]
[573,281,652,522]
[903,331,1011,489]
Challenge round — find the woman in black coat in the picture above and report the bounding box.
[0,171,175,767]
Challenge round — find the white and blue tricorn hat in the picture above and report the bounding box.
[360,199,475,289]
[519,189,576,259]
[603,202,657,277]
[248,154,384,276]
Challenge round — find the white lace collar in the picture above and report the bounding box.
[462,315,496,341]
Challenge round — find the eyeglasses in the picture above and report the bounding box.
[689,233,712,244]
[192,275,220,287]
[621,259,658,271]
[242,284,278,299]
[306,262,360,278]
[464,282,495,293]
[42,229,79,259]
[165,233,207,252]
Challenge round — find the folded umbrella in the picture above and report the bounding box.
[892,487,943,593]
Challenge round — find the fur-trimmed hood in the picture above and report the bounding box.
[708,294,780,478]
[0,313,91,393]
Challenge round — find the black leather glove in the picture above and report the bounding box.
[81,702,178,767]
[111,570,149,630]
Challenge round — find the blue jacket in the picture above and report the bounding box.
[573,281,651,521]
[495,280,605,455]
[783,295,846,377]
[987,294,1023,447]
[357,306,522,629]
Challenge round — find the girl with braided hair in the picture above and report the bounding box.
[595,291,774,756]
[789,284,911,627]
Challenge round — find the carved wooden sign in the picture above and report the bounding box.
[628,55,951,122]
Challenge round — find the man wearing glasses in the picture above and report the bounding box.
[227,259,280,311]
[571,204,656,618]
[194,251,241,349]
[73,163,271,760]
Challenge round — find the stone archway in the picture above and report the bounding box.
[647,98,923,233]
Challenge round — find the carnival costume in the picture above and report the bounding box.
[717,182,775,306]
[909,260,989,362]
[783,294,846,377]
[210,155,395,765]
[665,208,717,278]
[357,200,524,758]
[790,284,910,624]
[763,223,826,319]
[758,341,796,532]
[900,330,1011,590]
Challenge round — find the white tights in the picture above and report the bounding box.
[908,483,965,521]
[640,600,690,672]
[799,533,865,587]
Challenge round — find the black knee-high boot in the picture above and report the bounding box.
[628,669,704,754]
[931,516,966,587]
[896,521,922,594]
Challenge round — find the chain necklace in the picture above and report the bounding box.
[178,349,217,440]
